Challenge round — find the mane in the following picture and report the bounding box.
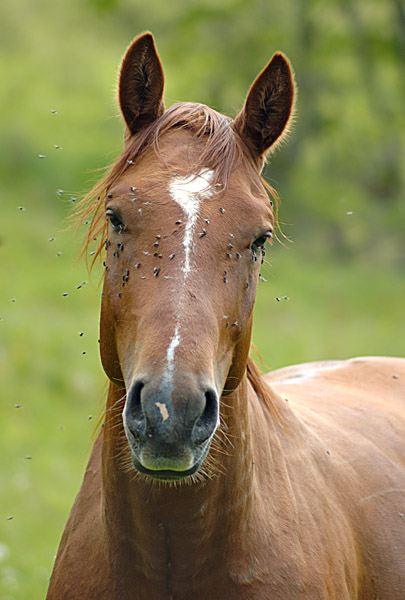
[72,101,279,266]
[73,101,280,418]
[246,357,281,422]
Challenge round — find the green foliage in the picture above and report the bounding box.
[0,0,404,597]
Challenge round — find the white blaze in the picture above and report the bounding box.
[165,323,180,381]
[164,168,215,382]
[169,168,214,277]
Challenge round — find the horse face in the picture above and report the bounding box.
[100,130,273,480]
[95,32,294,481]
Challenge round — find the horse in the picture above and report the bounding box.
[46,33,405,600]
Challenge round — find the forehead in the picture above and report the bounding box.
[109,129,273,226]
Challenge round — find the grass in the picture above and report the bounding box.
[253,241,404,371]
[0,200,105,599]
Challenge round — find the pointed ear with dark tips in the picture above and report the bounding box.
[233,53,295,162]
[119,33,165,136]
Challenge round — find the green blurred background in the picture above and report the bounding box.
[1,0,404,597]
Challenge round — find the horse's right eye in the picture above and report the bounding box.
[106,209,125,233]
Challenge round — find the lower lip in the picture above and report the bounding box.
[133,459,200,481]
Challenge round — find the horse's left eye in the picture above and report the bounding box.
[252,231,272,251]
[106,209,125,232]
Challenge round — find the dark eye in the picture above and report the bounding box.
[252,231,272,251]
[106,209,125,233]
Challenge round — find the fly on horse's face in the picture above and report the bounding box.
[97,34,293,482]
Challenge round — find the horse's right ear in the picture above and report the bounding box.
[119,33,165,136]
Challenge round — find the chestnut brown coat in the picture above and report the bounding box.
[47,34,405,600]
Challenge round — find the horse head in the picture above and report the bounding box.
[96,33,295,481]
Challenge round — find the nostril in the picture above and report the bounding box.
[192,389,219,445]
[124,380,145,435]
[202,390,218,428]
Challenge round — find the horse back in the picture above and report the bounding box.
[265,356,405,596]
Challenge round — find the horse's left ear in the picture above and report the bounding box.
[233,53,295,162]
[119,33,165,136]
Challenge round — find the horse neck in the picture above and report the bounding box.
[101,377,262,582]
